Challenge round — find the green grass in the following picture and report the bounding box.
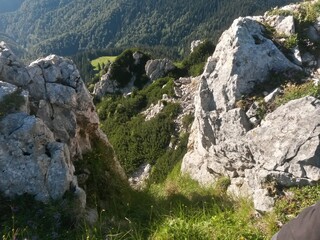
[90,56,117,71]
[275,81,320,107]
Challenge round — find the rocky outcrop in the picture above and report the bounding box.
[93,66,121,98]
[145,58,175,82]
[181,16,313,211]
[93,51,149,98]
[0,42,125,205]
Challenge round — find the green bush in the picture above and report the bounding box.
[109,49,150,88]
[74,137,130,209]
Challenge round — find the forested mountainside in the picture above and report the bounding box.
[0,0,24,13]
[0,0,298,58]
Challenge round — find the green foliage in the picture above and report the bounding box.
[274,185,320,225]
[214,176,232,194]
[298,0,320,23]
[283,33,298,49]
[91,56,117,71]
[275,81,320,107]
[0,89,25,118]
[0,0,297,58]
[109,49,150,88]
[182,113,194,130]
[178,40,215,77]
[74,137,130,209]
[148,133,189,184]
[0,194,78,239]
[96,73,180,174]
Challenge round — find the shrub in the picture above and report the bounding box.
[275,81,320,107]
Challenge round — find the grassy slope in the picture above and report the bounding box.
[91,56,117,71]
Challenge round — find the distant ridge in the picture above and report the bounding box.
[0,0,299,58]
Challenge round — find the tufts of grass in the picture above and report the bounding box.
[275,81,320,107]
[274,185,320,225]
[90,56,117,71]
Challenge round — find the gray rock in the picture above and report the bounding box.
[181,16,317,212]
[302,52,317,67]
[0,113,74,201]
[145,59,175,81]
[307,25,320,43]
[0,81,17,101]
[264,88,281,103]
[266,15,295,36]
[0,45,126,209]
[128,163,152,190]
[202,17,300,111]
[93,70,118,98]
[0,81,30,114]
[0,43,31,87]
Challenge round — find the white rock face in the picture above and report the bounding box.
[181,17,312,211]
[145,59,175,81]
[93,68,118,98]
[0,44,125,205]
[265,15,295,36]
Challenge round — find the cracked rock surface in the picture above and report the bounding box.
[181,17,319,212]
[0,42,125,204]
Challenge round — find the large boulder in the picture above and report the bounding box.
[145,58,175,81]
[181,17,310,211]
[0,44,125,206]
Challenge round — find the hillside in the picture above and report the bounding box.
[0,0,298,58]
[2,0,320,239]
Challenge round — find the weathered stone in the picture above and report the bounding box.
[93,70,118,98]
[181,15,317,212]
[302,52,317,67]
[264,88,281,103]
[202,17,300,111]
[0,42,31,86]
[0,113,74,201]
[128,163,152,190]
[0,81,17,101]
[253,189,275,212]
[0,44,126,210]
[145,59,175,81]
[266,15,295,36]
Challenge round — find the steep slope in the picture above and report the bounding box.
[182,2,320,211]
[0,0,298,58]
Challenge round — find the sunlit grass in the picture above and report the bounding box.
[91,56,117,71]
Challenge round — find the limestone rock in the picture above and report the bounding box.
[0,43,125,208]
[128,163,152,190]
[181,16,311,211]
[247,97,320,182]
[0,113,75,201]
[202,17,300,111]
[145,59,175,81]
[0,42,31,86]
[92,68,118,98]
[266,15,295,36]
